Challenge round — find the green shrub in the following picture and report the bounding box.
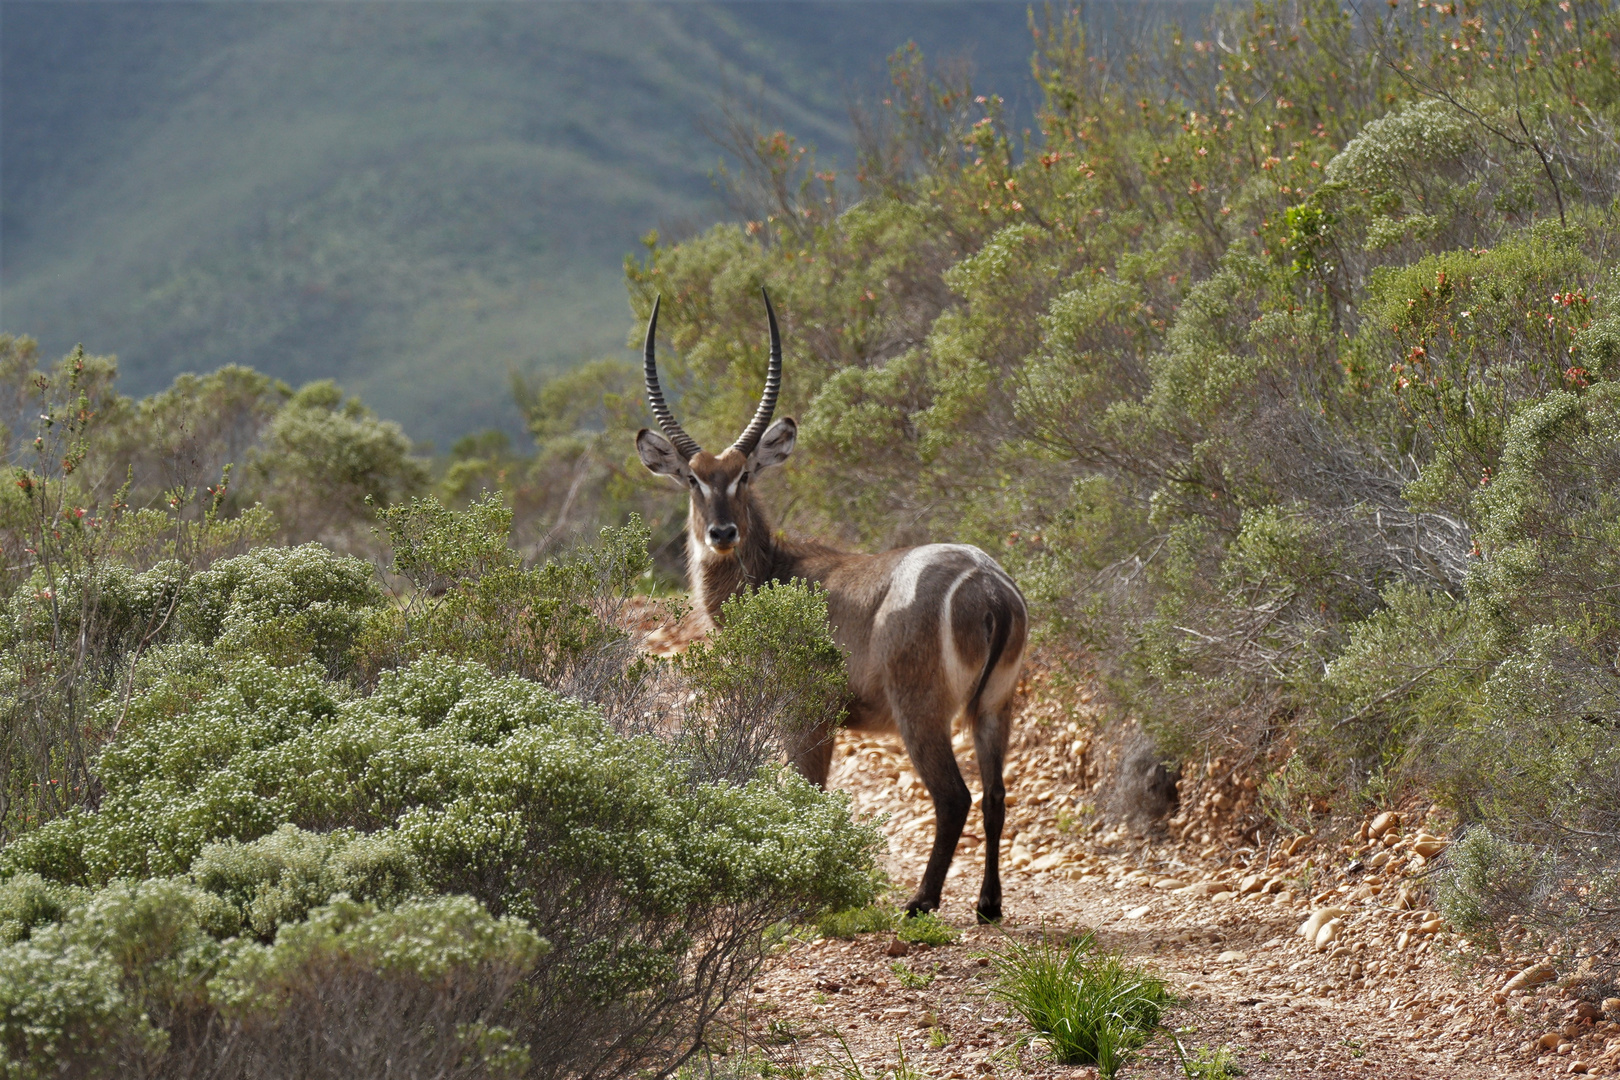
[896,911,960,946]
[249,379,429,544]
[1179,1044,1244,1079]
[0,877,230,1078]
[211,895,544,1079]
[182,542,382,673]
[365,495,658,728]
[989,932,1174,1078]
[0,646,880,1077]
[817,903,900,940]
[676,580,848,784]
[0,937,161,1078]
[1434,826,1550,947]
[0,874,81,945]
[890,960,935,989]
[190,824,423,941]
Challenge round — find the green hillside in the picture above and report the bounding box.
[1,1,1078,443]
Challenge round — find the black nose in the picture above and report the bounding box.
[707,523,738,547]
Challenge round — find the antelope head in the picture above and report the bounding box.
[635,290,797,557]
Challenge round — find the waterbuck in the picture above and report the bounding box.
[635,290,1028,922]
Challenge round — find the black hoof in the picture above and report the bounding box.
[975,902,1001,925]
[903,897,938,917]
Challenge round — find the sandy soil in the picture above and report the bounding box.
[719,673,1620,1080]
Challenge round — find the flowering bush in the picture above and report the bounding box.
[0,484,877,1076]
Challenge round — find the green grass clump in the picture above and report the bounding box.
[816,904,899,940]
[1180,1044,1244,1079]
[890,960,935,989]
[896,911,959,946]
[988,932,1175,1078]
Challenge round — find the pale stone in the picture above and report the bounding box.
[1124,905,1150,919]
[1314,917,1344,950]
[1029,852,1065,873]
[1152,877,1187,890]
[1412,832,1447,858]
[1603,997,1620,1014]
[1174,881,1226,898]
[1503,963,1557,994]
[1419,917,1444,935]
[1238,874,1264,895]
[1369,811,1401,838]
[1299,907,1345,942]
[1217,950,1248,963]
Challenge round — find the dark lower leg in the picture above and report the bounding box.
[974,711,1010,923]
[904,732,971,915]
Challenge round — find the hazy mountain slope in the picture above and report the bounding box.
[0,2,1151,442]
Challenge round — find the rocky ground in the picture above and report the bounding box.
[719,669,1620,1080]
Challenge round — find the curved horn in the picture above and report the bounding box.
[728,287,782,457]
[642,295,702,460]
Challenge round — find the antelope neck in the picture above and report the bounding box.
[689,494,782,623]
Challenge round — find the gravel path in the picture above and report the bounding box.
[725,676,1619,1079]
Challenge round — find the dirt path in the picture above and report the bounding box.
[729,680,1620,1079]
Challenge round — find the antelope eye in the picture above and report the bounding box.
[738,472,749,485]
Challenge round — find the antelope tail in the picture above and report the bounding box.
[966,590,1015,720]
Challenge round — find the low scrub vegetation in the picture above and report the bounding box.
[0,386,878,1078]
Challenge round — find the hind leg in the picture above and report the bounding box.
[972,703,1012,923]
[786,716,838,788]
[791,697,889,789]
[897,701,971,915]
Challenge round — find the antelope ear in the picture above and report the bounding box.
[750,417,796,472]
[637,429,690,481]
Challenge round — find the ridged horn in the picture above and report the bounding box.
[642,295,702,460]
[727,288,782,458]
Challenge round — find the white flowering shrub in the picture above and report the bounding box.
[211,895,546,1080]
[0,882,540,1080]
[0,651,878,1076]
[181,543,381,673]
[675,581,847,784]
[0,452,878,1077]
[189,825,423,941]
[0,877,229,1078]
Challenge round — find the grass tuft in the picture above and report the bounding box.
[1179,1043,1244,1079]
[816,903,900,939]
[988,931,1175,1078]
[896,911,959,946]
[891,960,935,989]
